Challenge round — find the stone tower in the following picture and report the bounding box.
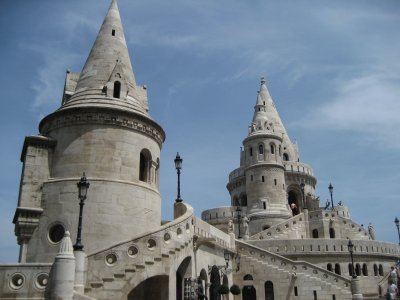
[13,0,165,263]
[227,78,316,235]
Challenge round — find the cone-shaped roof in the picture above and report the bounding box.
[248,78,299,161]
[75,0,136,92]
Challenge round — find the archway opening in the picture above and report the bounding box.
[288,190,300,215]
[176,257,192,300]
[265,281,274,300]
[113,81,121,98]
[128,275,168,300]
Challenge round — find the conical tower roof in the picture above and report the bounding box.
[248,78,299,161]
[75,0,136,91]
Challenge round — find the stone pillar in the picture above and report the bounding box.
[169,265,176,300]
[303,209,310,238]
[18,239,28,263]
[50,231,76,300]
[351,277,363,299]
[74,250,87,293]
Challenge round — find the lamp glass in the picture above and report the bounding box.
[395,217,399,226]
[77,174,89,199]
[328,183,333,193]
[347,240,354,253]
[174,153,182,170]
[224,250,230,263]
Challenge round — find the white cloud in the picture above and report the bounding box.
[297,73,400,149]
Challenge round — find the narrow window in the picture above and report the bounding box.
[312,229,319,238]
[250,147,253,156]
[270,144,275,154]
[355,264,361,276]
[250,175,253,181]
[279,145,282,156]
[274,179,277,185]
[263,202,266,209]
[379,264,383,276]
[373,264,378,276]
[362,264,368,276]
[112,29,116,36]
[327,263,332,271]
[332,295,336,300]
[313,290,317,300]
[262,176,265,182]
[349,264,353,277]
[113,81,121,98]
[294,286,298,296]
[139,150,151,182]
[335,264,341,275]
[329,228,335,239]
[259,144,264,154]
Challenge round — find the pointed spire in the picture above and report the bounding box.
[75,0,136,92]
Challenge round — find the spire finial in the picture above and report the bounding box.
[261,77,266,85]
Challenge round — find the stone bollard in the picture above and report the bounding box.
[351,277,363,300]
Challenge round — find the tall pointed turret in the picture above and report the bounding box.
[62,0,149,114]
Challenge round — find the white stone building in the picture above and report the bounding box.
[0,1,398,299]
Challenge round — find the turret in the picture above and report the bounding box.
[14,0,165,263]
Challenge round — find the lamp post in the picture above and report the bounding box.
[236,206,242,239]
[395,217,400,245]
[328,183,334,210]
[174,153,183,203]
[347,240,356,278]
[73,173,90,251]
[300,182,307,209]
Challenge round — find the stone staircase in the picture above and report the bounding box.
[236,240,353,299]
[81,202,196,299]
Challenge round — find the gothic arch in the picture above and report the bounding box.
[127,275,168,299]
[264,281,274,300]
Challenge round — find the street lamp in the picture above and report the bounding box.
[328,183,334,210]
[347,240,356,278]
[236,206,242,238]
[73,173,90,251]
[235,254,241,271]
[174,153,183,203]
[300,182,307,209]
[395,217,400,245]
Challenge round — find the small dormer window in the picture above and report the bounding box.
[113,81,121,98]
[112,29,116,36]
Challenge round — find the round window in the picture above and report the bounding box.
[48,224,65,244]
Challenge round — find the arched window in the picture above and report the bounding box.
[270,144,275,154]
[379,264,383,276]
[243,274,253,281]
[265,281,274,300]
[373,264,378,276]
[329,228,335,239]
[233,196,240,206]
[113,81,121,98]
[362,264,368,276]
[283,153,289,161]
[259,144,264,154]
[278,145,282,156]
[249,147,253,157]
[312,229,319,238]
[335,263,341,275]
[355,264,361,276]
[139,150,152,182]
[327,264,332,271]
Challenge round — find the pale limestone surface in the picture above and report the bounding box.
[1,1,399,299]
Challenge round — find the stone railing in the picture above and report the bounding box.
[228,167,245,181]
[284,161,314,176]
[250,213,306,240]
[201,206,247,223]
[248,239,400,257]
[0,263,52,299]
[194,217,232,249]
[236,240,352,296]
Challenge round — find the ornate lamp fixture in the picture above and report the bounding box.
[347,240,356,278]
[174,153,183,203]
[208,250,241,275]
[73,173,90,251]
[328,183,334,210]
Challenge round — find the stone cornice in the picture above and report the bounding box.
[39,106,165,148]
[20,135,57,162]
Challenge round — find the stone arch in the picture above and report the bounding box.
[327,263,332,272]
[264,281,274,300]
[287,186,302,212]
[312,229,319,238]
[329,228,335,239]
[176,256,192,300]
[335,263,341,275]
[127,275,168,299]
[139,149,152,182]
[209,266,220,300]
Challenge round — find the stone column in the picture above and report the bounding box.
[169,265,177,300]
[50,231,76,300]
[74,250,87,293]
[351,277,363,299]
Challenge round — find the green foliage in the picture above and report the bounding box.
[230,284,241,295]
[218,285,230,294]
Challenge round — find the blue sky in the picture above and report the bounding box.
[0,0,399,262]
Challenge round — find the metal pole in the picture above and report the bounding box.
[74,195,85,251]
[329,183,334,210]
[396,223,400,245]
[176,168,182,202]
[350,251,356,278]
